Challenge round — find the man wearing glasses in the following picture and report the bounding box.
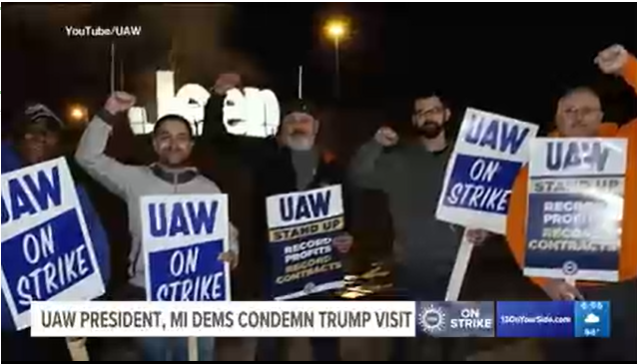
[349,93,489,361]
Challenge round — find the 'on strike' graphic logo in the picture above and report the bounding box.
[418,304,447,334]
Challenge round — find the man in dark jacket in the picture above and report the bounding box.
[203,74,354,361]
[1,104,111,361]
[349,93,490,361]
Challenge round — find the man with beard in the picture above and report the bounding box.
[76,92,239,361]
[255,102,355,362]
[350,94,489,361]
[203,75,354,360]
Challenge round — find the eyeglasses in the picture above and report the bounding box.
[562,107,601,118]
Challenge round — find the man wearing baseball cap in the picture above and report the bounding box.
[1,104,111,361]
[204,77,355,360]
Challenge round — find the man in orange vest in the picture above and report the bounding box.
[506,44,636,360]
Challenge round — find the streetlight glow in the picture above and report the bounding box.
[324,17,350,99]
[325,19,348,41]
[327,22,345,39]
[69,105,88,124]
[71,107,84,120]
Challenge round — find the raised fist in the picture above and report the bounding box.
[214,73,242,96]
[375,127,399,147]
[595,44,629,75]
[105,92,136,115]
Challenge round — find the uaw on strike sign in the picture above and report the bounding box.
[1,158,104,330]
[524,138,627,282]
[266,185,345,301]
[141,194,231,302]
[436,108,539,234]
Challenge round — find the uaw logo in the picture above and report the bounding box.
[303,282,316,294]
[417,302,495,338]
[563,261,579,276]
[418,304,448,335]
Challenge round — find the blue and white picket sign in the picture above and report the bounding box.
[524,138,627,282]
[141,194,231,302]
[436,108,539,234]
[1,157,104,330]
[266,185,345,301]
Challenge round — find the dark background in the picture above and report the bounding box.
[3,3,637,130]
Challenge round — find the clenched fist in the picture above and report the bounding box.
[214,73,242,96]
[105,92,136,115]
[595,44,629,75]
[375,127,399,147]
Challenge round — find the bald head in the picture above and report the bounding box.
[555,87,604,137]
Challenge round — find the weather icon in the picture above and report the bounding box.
[585,314,600,324]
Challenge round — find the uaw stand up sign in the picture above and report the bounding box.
[525,138,627,282]
[266,185,346,301]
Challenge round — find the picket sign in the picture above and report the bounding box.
[439,108,538,301]
[445,232,474,301]
[140,194,231,361]
[188,337,198,362]
[266,185,346,301]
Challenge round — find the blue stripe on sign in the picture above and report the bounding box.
[525,193,620,271]
[442,154,522,214]
[530,174,625,180]
[270,231,344,300]
[1,209,95,314]
[148,239,226,302]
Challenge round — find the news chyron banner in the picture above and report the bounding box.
[266,185,345,301]
[525,138,627,282]
[436,108,538,234]
[1,158,105,330]
[140,194,231,302]
[30,300,610,338]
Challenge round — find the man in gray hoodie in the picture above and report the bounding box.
[75,92,239,361]
[349,93,489,360]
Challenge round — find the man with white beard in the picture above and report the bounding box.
[204,86,355,360]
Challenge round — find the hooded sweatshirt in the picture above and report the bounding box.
[349,140,462,278]
[1,142,110,331]
[506,54,637,290]
[75,110,239,289]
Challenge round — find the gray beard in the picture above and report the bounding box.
[285,135,315,151]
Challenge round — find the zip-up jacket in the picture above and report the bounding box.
[75,110,239,289]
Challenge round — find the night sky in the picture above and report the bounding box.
[3,3,637,134]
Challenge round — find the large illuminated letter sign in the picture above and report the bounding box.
[128,71,279,138]
[223,88,280,137]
